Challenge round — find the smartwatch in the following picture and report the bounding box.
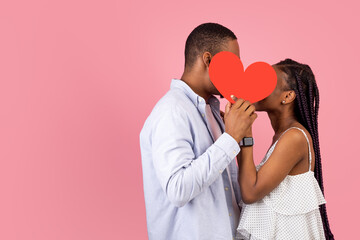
[240,137,254,147]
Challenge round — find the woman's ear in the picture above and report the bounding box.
[284,90,296,104]
[202,52,212,68]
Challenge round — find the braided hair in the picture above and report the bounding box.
[275,59,334,240]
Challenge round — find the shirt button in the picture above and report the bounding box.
[202,113,205,118]
[229,213,232,217]
[233,150,236,155]
[225,187,229,191]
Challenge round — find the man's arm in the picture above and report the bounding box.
[152,105,240,207]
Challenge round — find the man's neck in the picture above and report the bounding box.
[180,72,211,102]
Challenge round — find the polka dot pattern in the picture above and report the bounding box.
[236,127,326,240]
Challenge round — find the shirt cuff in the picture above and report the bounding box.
[214,132,240,161]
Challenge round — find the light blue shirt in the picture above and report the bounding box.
[140,79,242,240]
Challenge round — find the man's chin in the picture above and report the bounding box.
[210,91,223,98]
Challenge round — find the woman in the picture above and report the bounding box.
[231,59,334,239]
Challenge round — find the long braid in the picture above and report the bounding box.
[275,59,334,239]
[294,71,314,134]
[304,70,334,239]
[313,82,333,239]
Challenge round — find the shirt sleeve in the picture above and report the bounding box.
[151,105,240,207]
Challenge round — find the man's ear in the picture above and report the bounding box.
[202,52,212,68]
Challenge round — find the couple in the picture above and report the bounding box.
[140,23,334,240]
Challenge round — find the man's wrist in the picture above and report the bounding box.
[216,133,241,159]
[225,131,242,143]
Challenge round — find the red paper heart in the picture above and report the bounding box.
[209,51,277,103]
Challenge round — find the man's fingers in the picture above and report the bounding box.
[230,95,238,101]
[251,113,258,122]
[239,100,251,112]
[225,102,231,116]
[220,110,225,121]
[220,110,225,117]
[246,105,256,116]
[231,95,245,109]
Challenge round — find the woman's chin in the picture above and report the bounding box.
[253,104,266,112]
[253,100,268,112]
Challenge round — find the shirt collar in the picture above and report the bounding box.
[170,79,220,112]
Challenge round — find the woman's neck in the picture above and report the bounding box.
[267,110,299,137]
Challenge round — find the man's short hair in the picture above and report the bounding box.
[184,23,237,69]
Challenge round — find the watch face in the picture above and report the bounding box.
[244,137,253,146]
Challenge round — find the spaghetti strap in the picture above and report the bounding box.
[278,127,312,171]
[237,125,326,240]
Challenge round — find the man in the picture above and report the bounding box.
[140,23,257,240]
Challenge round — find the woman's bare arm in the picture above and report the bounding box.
[237,128,308,204]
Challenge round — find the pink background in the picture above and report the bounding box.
[0,0,359,239]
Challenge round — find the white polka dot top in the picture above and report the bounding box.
[236,127,326,240]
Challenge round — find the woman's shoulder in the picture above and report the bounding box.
[277,126,309,149]
[275,124,315,173]
[269,125,310,163]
